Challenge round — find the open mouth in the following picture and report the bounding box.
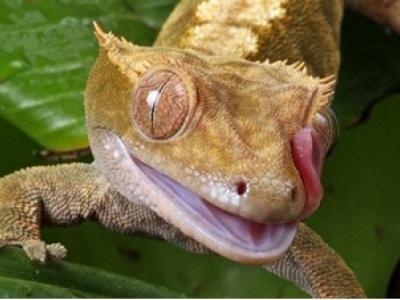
[133,156,298,264]
[99,125,323,265]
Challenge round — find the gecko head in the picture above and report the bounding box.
[85,24,337,264]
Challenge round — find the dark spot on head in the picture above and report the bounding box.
[236,181,247,195]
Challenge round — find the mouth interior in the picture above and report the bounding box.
[129,153,298,263]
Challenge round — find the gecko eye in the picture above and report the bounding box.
[314,107,339,155]
[132,69,195,140]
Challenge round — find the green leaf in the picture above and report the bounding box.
[124,0,179,29]
[310,93,400,298]
[0,248,183,298]
[0,0,157,151]
[334,10,400,127]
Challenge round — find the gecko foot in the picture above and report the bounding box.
[0,239,67,263]
[23,240,67,263]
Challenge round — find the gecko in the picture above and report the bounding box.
[0,0,399,298]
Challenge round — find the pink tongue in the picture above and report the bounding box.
[292,127,324,219]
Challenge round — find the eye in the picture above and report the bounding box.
[132,69,194,140]
[314,107,339,155]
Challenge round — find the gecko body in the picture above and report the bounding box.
[1,0,400,297]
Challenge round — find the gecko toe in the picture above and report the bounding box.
[47,243,67,260]
[22,240,68,262]
[0,238,67,262]
[23,240,49,263]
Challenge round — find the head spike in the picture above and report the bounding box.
[319,75,336,85]
[93,21,107,45]
[291,61,306,72]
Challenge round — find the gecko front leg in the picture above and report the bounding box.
[0,163,210,262]
[265,223,366,298]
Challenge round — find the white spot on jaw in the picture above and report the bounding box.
[210,186,219,198]
[230,194,240,207]
[113,149,121,159]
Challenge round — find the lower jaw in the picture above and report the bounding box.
[132,152,300,265]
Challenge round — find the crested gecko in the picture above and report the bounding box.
[1,0,399,298]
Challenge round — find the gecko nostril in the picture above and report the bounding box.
[236,181,247,196]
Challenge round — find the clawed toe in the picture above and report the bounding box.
[0,239,67,263]
[22,240,68,262]
[47,243,67,260]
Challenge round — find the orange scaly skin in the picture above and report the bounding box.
[1,0,399,297]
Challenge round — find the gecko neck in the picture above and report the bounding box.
[155,0,343,78]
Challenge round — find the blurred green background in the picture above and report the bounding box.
[0,0,400,298]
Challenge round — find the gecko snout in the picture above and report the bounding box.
[233,177,304,224]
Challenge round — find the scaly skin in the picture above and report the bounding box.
[0,0,399,297]
[86,24,335,264]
